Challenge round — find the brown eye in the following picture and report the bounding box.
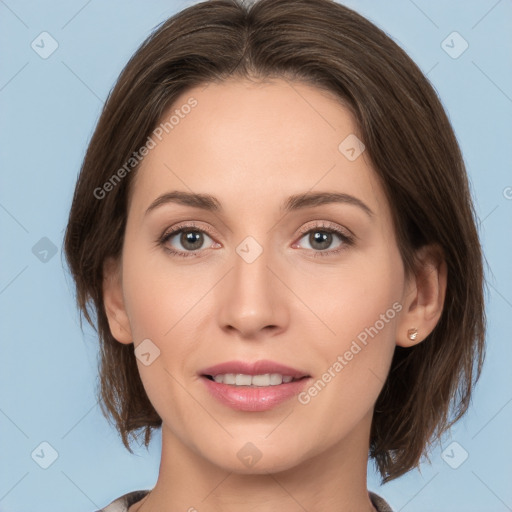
[159,224,218,258]
[294,224,354,257]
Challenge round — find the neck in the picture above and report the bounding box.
[133,411,377,512]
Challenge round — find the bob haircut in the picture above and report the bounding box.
[63,0,486,483]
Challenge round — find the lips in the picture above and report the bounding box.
[199,359,310,380]
[198,359,312,411]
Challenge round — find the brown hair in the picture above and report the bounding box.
[63,0,486,483]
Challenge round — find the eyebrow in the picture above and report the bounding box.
[144,190,374,218]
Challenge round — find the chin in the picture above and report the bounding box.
[202,436,310,475]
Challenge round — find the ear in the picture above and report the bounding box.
[396,244,447,348]
[102,256,133,344]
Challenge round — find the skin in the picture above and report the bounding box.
[103,78,447,512]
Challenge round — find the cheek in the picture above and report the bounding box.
[293,262,403,443]
[303,247,404,350]
[121,242,204,341]
[304,247,404,406]
[119,244,201,419]
[120,241,212,401]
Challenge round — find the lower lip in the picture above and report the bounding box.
[201,376,311,411]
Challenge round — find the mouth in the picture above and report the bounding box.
[202,373,309,386]
[198,360,311,411]
[199,359,310,385]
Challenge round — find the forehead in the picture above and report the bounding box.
[130,78,389,222]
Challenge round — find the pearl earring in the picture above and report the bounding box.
[407,327,418,341]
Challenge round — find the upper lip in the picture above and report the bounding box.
[200,359,310,379]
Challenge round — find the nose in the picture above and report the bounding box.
[216,241,289,340]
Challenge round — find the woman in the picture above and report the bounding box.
[63,0,486,510]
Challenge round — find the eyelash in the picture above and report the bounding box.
[157,221,355,259]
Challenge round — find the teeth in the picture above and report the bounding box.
[236,374,252,386]
[212,373,295,386]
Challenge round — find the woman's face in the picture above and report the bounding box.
[105,78,414,473]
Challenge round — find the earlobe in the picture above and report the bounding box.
[406,327,419,341]
[396,244,447,348]
[102,256,133,345]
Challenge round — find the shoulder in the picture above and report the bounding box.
[369,490,394,512]
[94,489,390,512]
[94,490,150,512]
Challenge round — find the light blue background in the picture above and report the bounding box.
[1,1,511,511]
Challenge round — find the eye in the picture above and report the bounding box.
[158,223,218,258]
[294,222,354,257]
[157,221,355,259]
